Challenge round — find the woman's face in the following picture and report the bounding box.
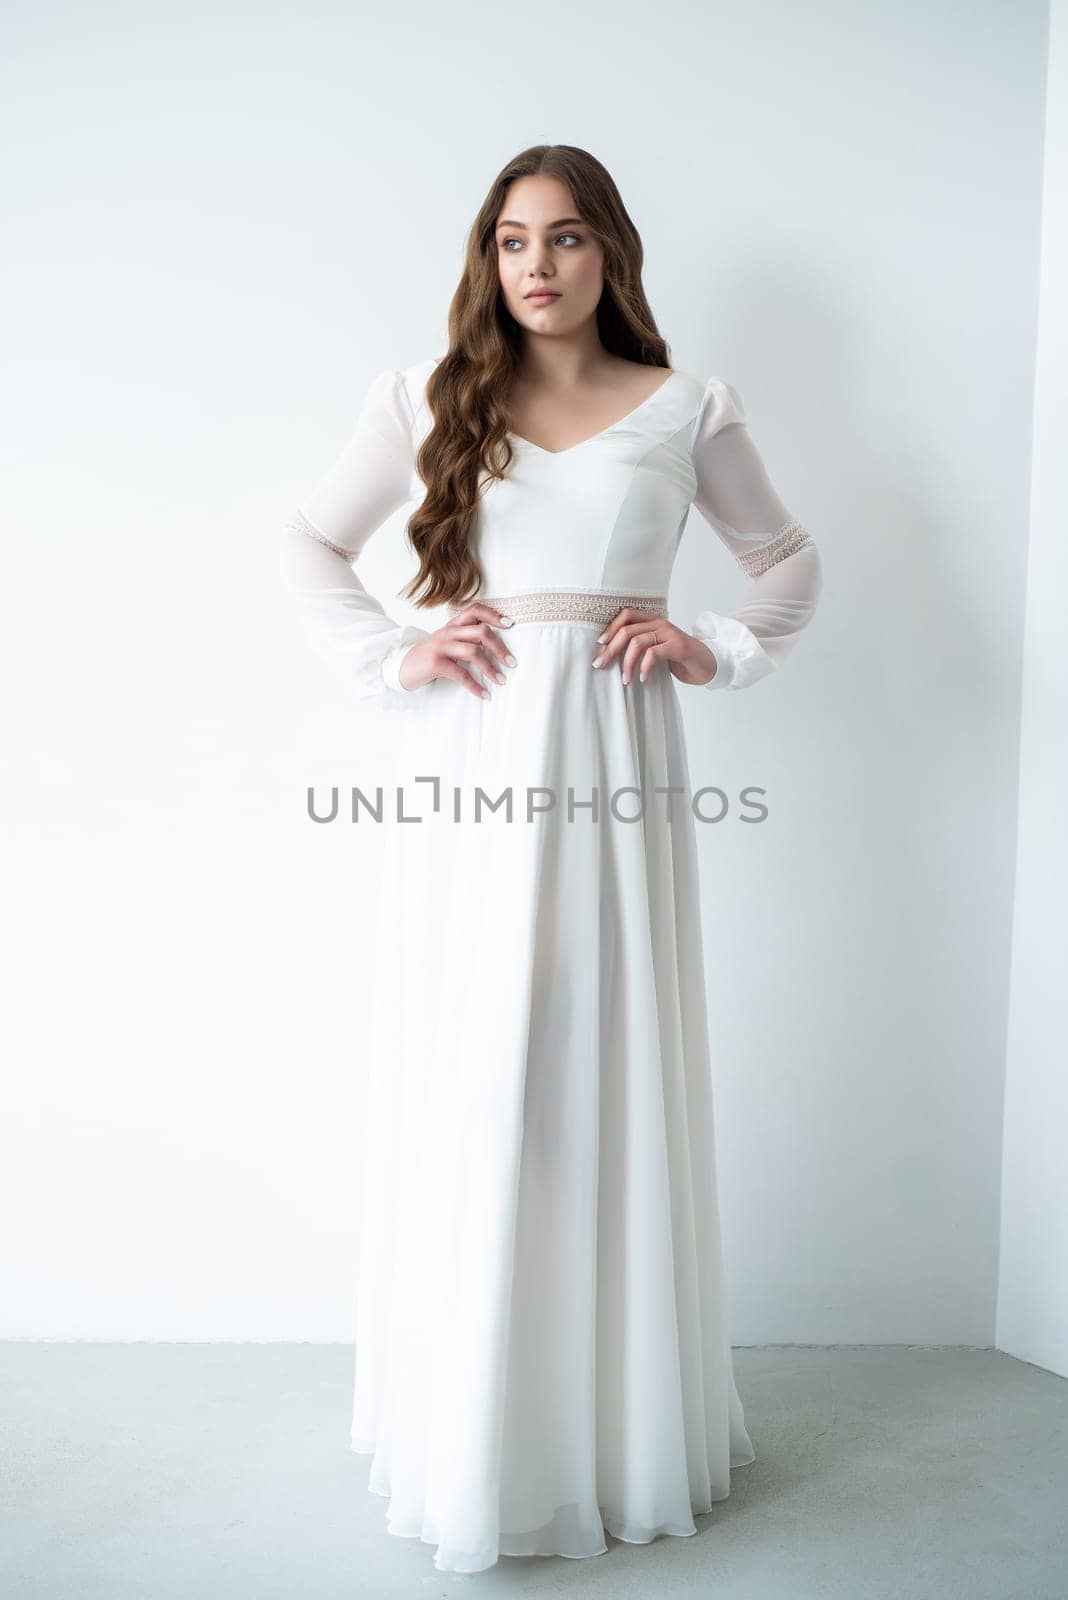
[495,174,605,338]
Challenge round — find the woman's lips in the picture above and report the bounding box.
[526,292,560,305]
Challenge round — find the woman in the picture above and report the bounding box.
[280,143,822,1574]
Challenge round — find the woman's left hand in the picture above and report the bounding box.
[591,608,719,687]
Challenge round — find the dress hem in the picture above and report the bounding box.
[349,1438,756,1572]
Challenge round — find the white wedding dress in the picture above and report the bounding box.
[279,357,822,1573]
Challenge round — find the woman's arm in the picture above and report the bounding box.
[278,367,432,711]
[688,378,823,690]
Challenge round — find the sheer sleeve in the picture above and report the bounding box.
[278,367,433,710]
[687,378,823,691]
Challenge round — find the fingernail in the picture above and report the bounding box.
[622,673,630,685]
[498,615,513,625]
[592,655,603,669]
[596,632,608,644]
[505,654,517,667]
[481,688,490,699]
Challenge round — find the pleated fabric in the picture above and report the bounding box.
[350,621,755,1573]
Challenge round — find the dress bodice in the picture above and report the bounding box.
[279,356,823,710]
[403,359,707,601]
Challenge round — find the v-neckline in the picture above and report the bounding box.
[506,369,682,459]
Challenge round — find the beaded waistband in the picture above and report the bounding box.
[448,589,669,628]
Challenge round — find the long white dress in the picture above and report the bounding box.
[279,358,822,1573]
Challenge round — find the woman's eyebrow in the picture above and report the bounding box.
[495,216,584,232]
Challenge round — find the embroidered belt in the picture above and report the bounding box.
[447,589,670,628]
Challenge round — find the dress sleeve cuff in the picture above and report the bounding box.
[690,612,775,691]
[380,632,430,694]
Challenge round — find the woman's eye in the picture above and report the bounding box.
[500,233,583,251]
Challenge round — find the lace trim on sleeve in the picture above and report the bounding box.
[735,517,814,579]
[284,508,356,561]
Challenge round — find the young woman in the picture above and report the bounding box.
[280,143,822,1574]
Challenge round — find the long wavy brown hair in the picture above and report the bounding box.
[401,144,671,609]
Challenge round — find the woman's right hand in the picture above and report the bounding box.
[398,604,517,699]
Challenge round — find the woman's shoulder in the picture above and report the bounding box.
[618,363,739,441]
[689,373,747,438]
[395,356,441,417]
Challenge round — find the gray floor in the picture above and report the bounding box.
[1,1343,1064,1598]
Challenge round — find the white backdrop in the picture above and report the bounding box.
[997,0,1066,1381]
[0,0,1052,1346]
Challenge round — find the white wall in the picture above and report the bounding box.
[0,0,1051,1343]
[997,0,1068,1380]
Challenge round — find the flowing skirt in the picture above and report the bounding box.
[350,621,754,1573]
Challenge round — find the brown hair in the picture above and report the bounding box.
[401,144,671,609]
